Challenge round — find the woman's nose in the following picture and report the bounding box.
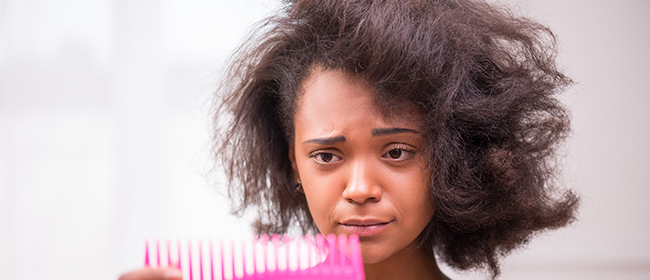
[341,159,382,204]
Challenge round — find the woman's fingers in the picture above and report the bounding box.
[118,267,182,280]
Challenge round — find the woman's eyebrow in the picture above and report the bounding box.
[371,127,421,137]
[303,135,346,145]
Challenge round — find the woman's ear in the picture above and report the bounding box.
[289,143,299,181]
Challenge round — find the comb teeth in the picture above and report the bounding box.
[144,234,365,280]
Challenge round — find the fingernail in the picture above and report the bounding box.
[162,268,182,279]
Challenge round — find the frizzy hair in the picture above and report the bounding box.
[213,0,579,277]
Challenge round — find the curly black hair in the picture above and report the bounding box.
[213,0,579,277]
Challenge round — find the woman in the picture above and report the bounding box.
[120,0,578,279]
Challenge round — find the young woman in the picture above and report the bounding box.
[120,0,578,279]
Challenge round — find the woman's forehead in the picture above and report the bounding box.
[296,67,422,123]
[293,68,423,140]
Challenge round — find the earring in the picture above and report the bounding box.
[295,179,304,193]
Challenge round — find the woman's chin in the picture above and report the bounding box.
[360,246,392,264]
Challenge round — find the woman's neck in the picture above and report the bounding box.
[363,244,448,280]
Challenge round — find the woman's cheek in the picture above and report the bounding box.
[301,171,339,234]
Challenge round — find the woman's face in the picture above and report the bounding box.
[290,69,434,264]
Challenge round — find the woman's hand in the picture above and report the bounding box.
[118,267,182,280]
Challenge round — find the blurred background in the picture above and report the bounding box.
[0,0,648,279]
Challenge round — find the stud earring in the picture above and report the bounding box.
[295,179,304,193]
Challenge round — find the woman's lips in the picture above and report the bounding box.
[339,220,393,236]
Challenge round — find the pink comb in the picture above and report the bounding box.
[144,234,365,280]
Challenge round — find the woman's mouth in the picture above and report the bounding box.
[339,220,393,236]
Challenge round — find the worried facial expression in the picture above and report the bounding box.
[290,69,434,264]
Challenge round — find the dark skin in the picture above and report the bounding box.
[289,69,448,280]
[364,245,449,280]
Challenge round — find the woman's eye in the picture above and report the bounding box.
[388,149,402,159]
[310,151,342,164]
[319,153,334,162]
[382,148,414,161]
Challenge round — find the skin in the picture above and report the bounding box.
[290,68,447,280]
[118,267,182,280]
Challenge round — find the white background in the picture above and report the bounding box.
[0,0,648,279]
